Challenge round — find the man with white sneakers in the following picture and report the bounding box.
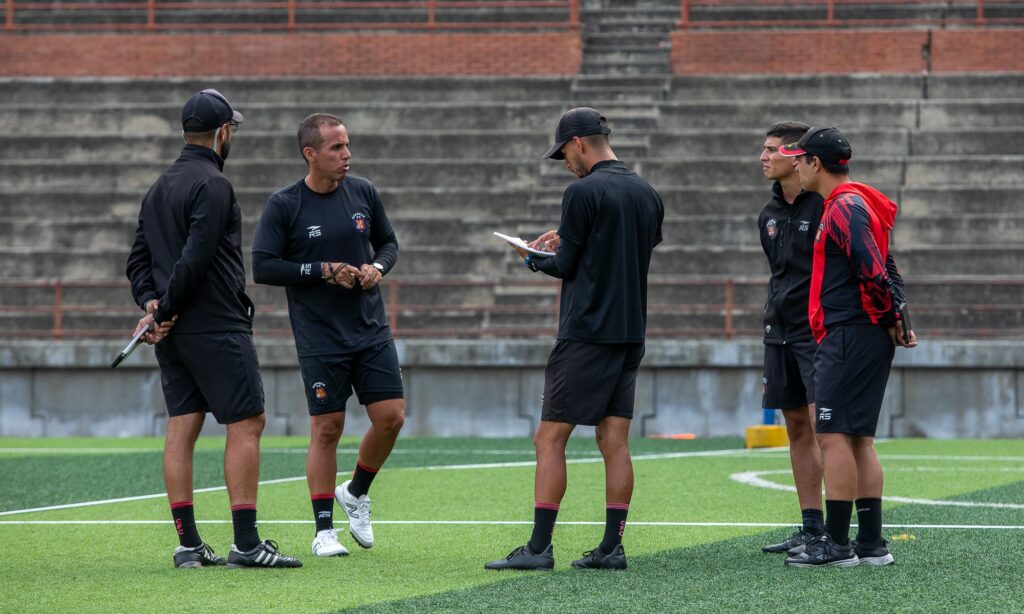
[253,113,404,558]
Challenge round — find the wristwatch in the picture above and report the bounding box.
[372,262,385,273]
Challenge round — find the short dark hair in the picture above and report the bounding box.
[801,153,850,176]
[580,133,609,149]
[766,121,811,147]
[183,128,215,144]
[298,113,344,162]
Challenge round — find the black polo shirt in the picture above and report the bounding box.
[534,159,664,344]
[251,176,399,356]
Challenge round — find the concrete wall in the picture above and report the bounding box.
[1,338,1022,439]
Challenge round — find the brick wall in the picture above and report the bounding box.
[670,28,1024,74]
[0,32,581,77]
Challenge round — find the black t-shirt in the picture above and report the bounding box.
[251,176,399,357]
[534,160,664,344]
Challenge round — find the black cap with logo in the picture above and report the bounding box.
[542,107,611,160]
[779,126,852,166]
[181,88,245,133]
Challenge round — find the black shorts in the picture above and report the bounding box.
[814,324,895,437]
[762,339,817,410]
[155,331,265,425]
[541,340,645,426]
[299,339,404,415]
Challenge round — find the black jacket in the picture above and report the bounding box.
[126,145,253,334]
[758,182,824,345]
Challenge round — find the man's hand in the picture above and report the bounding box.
[529,230,559,253]
[888,326,918,348]
[323,262,360,288]
[134,312,177,345]
[357,263,383,289]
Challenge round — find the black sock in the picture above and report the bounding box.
[824,500,853,545]
[231,505,261,551]
[801,508,825,535]
[599,505,629,554]
[855,498,883,545]
[312,494,334,534]
[170,501,202,548]
[348,461,379,498]
[528,504,559,553]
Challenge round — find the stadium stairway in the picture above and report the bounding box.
[0,73,1022,339]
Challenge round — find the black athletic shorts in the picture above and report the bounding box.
[155,331,265,425]
[762,339,817,410]
[541,340,645,426]
[814,324,895,437]
[299,339,404,415]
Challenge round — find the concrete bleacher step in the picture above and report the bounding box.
[0,101,574,134]
[0,77,576,105]
[669,75,926,101]
[900,187,1024,215]
[581,59,672,77]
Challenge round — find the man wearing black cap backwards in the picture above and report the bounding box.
[778,127,916,568]
[485,107,663,572]
[126,89,301,569]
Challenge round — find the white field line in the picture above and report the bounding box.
[0,447,594,457]
[731,469,1024,510]
[1,519,1024,531]
[0,448,767,517]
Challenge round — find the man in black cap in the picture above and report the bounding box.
[778,127,916,568]
[485,107,663,572]
[756,121,826,555]
[126,88,301,569]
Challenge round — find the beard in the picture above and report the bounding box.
[219,139,231,161]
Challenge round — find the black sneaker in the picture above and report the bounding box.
[784,534,859,568]
[853,538,895,566]
[227,540,303,569]
[762,529,818,554]
[173,542,226,568]
[571,544,627,570]
[484,544,554,571]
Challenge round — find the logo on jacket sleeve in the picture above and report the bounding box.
[766,219,778,239]
[352,213,368,233]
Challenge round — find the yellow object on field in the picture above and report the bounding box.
[745,425,789,449]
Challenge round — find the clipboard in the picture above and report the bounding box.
[110,324,150,368]
[493,232,555,257]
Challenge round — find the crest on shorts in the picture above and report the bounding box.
[352,213,368,233]
[311,381,328,403]
[766,219,778,240]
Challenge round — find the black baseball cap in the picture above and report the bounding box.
[542,107,611,160]
[779,126,852,166]
[181,88,244,133]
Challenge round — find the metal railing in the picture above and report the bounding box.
[2,276,1022,340]
[677,0,1024,28]
[2,0,579,32]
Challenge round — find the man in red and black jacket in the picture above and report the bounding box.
[780,127,916,569]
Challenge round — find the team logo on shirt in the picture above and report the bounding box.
[352,213,368,233]
[815,223,824,243]
[766,219,778,239]
[308,225,322,238]
[311,381,328,403]
[798,220,810,232]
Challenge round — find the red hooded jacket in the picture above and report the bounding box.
[809,182,901,342]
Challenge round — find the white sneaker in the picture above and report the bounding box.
[336,480,374,549]
[311,529,349,557]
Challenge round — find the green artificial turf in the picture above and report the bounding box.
[0,437,1021,613]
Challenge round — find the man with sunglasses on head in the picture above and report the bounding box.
[779,127,916,568]
[127,89,302,570]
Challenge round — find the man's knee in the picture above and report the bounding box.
[311,415,344,447]
[783,407,816,442]
[228,412,265,439]
[369,401,405,435]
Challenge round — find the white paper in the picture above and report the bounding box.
[493,232,555,257]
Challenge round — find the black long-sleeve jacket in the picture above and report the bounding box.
[758,183,824,345]
[126,145,253,333]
